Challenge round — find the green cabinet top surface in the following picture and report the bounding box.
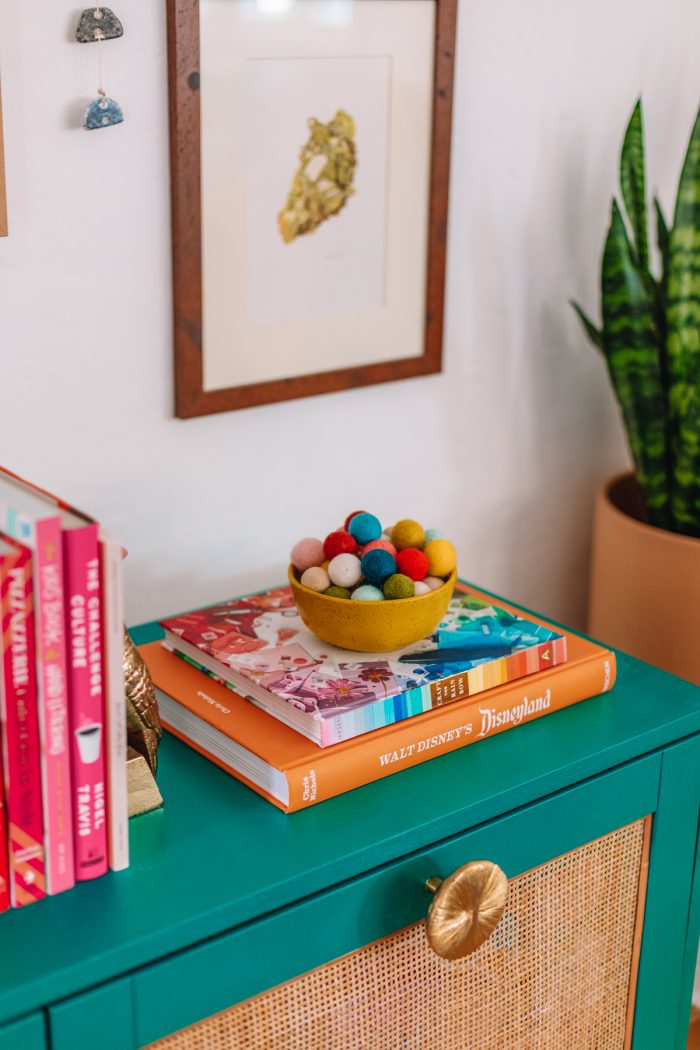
[0,583,698,1026]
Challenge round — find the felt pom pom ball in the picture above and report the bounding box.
[362,538,397,558]
[343,509,366,531]
[300,566,331,592]
[383,574,415,600]
[391,519,425,551]
[423,528,445,545]
[360,548,396,586]
[413,580,431,595]
[324,585,352,599]
[328,553,363,588]
[324,529,358,560]
[351,584,384,601]
[424,576,445,591]
[396,548,429,581]
[348,512,382,546]
[291,537,325,572]
[424,539,457,577]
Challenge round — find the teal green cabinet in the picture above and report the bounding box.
[0,589,698,1049]
[0,1012,46,1050]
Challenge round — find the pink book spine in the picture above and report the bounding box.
[0,545,46,906]
[0,781,9,912]
[64,525,107,880]
[0,700,9,911]
[34,518,74,894]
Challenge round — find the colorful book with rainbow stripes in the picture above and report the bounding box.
[160,585,567,746]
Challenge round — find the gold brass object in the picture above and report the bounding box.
[127,746,164,817]
[124,628,162,775]
[425,860,508,960]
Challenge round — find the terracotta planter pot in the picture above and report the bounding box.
[588,472,700,685]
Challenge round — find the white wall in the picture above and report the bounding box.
[1,0,699,628]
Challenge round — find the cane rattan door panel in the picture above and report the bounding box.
[146,818,649,1050]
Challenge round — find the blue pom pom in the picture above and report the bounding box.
[360,548,396,586]
[351,585,385,601]
[348,512,382,545]
[423,528,445,545]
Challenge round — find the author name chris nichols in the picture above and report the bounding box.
[377,690,552,767]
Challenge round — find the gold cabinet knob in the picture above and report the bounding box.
[425,860,508,960]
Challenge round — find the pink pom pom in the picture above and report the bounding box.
[362,538,397,558]
[424,576,445,591]
[291,537,325,572]
[300,566,331,592]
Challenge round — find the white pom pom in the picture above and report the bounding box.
[328,553,362,588]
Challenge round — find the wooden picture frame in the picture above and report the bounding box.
[167,0,457,417]
[0,78,7,238]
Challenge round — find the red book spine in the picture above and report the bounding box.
[64,526,107,880]
[0,730,8,912]
[0,544,46,905]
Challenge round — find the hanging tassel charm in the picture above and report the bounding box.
[84,87,124,130]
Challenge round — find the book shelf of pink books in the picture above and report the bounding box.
[0,468,128,913]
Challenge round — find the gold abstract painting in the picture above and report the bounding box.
[278,110,357,244]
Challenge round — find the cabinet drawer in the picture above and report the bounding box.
[133,755,659,1045]
[49,752,656,1050]
[0,1012,46,1050]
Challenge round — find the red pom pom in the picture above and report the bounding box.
[343,509,367,532]
[324,529,359,559]
[396,547,429,581]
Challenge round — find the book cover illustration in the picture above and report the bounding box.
[161,587,567,723]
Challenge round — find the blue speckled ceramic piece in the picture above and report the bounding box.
[84,96,124,130]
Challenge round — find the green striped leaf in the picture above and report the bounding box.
[652,197,670,402]
[655,196,669,267]
[570,300,604,351]
[620,99,650,276]
[650,196,667,348]
[602,199,670,527]
[666,107,700,535]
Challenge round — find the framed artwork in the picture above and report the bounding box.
[0,77,7,238]
[167,0,457,417]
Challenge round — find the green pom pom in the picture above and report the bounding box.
[383,573,415,599]
[324,585,352,599]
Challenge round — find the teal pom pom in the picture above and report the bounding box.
[360,548,396,586]
[348,512,382,545]
[423,528,445,545]
[383,574,415,599]
[351,584,385,601]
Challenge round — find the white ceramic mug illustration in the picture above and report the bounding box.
[76,723,102,765]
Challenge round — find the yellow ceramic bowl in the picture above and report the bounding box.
[288,565,457,652]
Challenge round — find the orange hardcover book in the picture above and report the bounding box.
[141,608,616,814]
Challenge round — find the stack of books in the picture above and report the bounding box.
[141,583,616,813]
[0,468,127,911]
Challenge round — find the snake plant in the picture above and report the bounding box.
[572,99,700,537]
